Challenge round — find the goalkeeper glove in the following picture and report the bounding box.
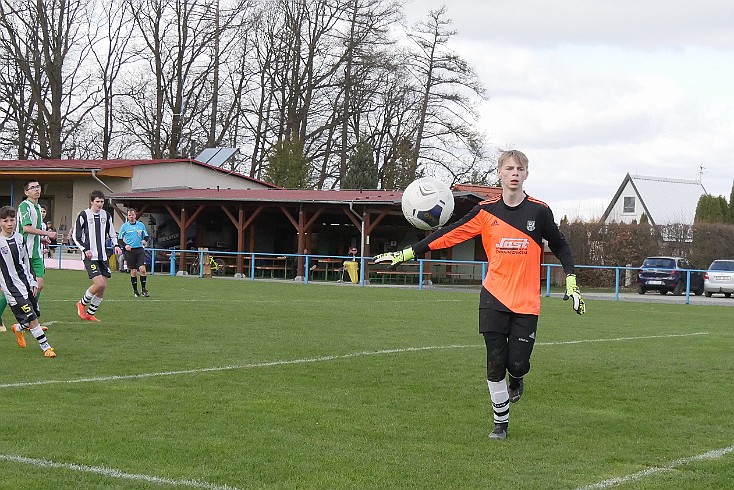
[373,247,415,267]
[563,274,586,315]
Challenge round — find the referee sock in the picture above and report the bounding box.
[487,380,510,424]
[131,277,138,293]
[140,276,147,291]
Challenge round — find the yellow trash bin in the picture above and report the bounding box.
[343,261,359,284]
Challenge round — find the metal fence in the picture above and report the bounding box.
[45,245,721,305]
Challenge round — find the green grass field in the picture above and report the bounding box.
[1,270,732,489]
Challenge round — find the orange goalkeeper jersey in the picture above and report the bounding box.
[412,194,575,315]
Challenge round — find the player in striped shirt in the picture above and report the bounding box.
[0,179,56,334]
[72,190,122,322]
[375,150,585,440]
[0,206,56,357]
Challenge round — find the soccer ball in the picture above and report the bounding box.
[401,177,455,230]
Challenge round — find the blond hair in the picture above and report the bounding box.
[498,149,529,168]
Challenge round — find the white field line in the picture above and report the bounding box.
[0,454,240,490]
[0,332,707,390]
[576,444,734,490]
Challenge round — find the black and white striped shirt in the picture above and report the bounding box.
[72,209,118,261]
[0,232,37,304]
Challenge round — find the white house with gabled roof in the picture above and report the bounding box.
[600,173,707,226]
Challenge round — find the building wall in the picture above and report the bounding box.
[132,163,269,191]
[1,177,132,242]
[603,181,643,224]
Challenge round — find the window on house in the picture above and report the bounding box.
[623,196,635,213]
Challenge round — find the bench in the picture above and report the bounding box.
[372,270,432,284]
[444,272,476,283]
[255,265,287,278]
[308,267,337,280]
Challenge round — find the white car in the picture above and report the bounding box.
[704,260,734,298]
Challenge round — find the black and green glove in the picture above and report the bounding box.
[373,247,415,268]
[563,274,586,315]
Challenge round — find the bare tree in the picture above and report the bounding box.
[89,0,138,158]
[335,0,400,185]
[0,47,36,158]
[406,7,490,181]
[0,0,99,158]
[124,0,252,159]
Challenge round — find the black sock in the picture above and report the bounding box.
[140,276,147,291]
[131,276,138,293]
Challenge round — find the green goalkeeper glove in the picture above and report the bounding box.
[563,274,586,315]
[373,247,415,268]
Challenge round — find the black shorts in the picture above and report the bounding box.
[480,308,538,380]
[479,307,538,335]
[84,259,112,279]
[124,247,146,270]
[8,294,40,324]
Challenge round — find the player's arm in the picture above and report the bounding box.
[374,205,486,267]
[18,237,38,289]
[117,224,128,249]
[73,213,90,257]
[141,224,149,247]
[374,206,486,267]
[414,205,485,255]
[23,223,56,239]
[108,213,122,255]
[543,208,585,315]
[19,203,56,239]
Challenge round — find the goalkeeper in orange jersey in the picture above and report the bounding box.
[375,150,584,441]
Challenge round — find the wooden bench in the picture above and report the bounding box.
[444,272,476,283]
[372,270,432,284]
[255,265,287,278]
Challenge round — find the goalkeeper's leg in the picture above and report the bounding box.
[483,330,510,439]
[506,314,538,403]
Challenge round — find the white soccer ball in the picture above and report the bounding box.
[401,177,455,230]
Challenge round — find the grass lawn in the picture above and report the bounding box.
[1,269,732,489]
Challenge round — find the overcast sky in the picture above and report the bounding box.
[404,0,734,220]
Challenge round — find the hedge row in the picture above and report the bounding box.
[557,221,734,287]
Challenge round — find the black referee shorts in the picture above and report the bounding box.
[124,247,146,270]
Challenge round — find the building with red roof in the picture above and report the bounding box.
[1,159,494,278]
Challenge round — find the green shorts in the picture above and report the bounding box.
[30,257,45,278]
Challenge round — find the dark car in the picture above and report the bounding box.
[637,256,704,296]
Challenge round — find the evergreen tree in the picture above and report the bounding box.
[342,140,378,189]
[695,195,720,223]
[382,138,417,190]
[694,195,707,223]
[264,138,311,189]
[717,196,729,224]
[729,181,734,223]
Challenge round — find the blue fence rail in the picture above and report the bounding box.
[45,245,711,304]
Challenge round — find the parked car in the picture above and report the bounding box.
[637,256,704,295]
[704,259,734,298]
